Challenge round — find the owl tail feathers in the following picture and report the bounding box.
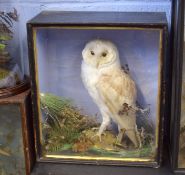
[117,125,142,148]
[114,115,141,148]
[125,126,142,148]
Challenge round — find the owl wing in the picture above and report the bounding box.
[96,69,137,115]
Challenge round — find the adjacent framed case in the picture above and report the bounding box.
[0,8,30,99]
[27,11,168,168]
[0,90,35,175]
[170,0,185,173]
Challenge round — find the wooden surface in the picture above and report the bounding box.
[28,11,167,27]
[0,89,30,104]
[0,78,30,99]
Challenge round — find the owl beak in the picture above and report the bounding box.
[96,62,99,68]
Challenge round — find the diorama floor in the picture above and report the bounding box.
[31,149,174,175]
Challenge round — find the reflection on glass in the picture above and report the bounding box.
[34,27,162,162]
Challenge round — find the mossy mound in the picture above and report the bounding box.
[41,93,99,153]
[41,93,155,158]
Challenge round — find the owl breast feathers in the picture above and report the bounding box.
[81,39,141,148]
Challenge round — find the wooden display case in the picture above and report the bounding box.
[27,11,169,168]
[170,0,185,173]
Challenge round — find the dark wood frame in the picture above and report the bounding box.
[170,0,185,173]
[27,11,168,168]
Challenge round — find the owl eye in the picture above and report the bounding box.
[90,51,95,55]
[102,52,107,57]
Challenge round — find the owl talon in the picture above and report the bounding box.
[91,133,102,142]
[91,127,99,131]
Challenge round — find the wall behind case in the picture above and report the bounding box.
[0,0,171,75]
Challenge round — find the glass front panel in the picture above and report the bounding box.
[0,104,25,174]
[33,27,162,163]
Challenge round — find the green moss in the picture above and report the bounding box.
[0,68,10,80]
[89,146,153,158]
[0,43,6,51]
[40,93,71,116]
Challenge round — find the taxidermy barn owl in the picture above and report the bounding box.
[81,39,142,148]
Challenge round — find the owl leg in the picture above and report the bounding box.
[93,112,111,142]
[116,125,125,144]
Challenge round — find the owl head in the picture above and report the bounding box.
[82,39,119,68]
